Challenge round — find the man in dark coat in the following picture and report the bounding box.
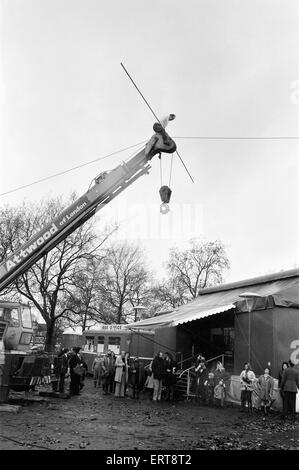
[194,357,208,404]
[53,348,69,393]
[102,350,115,395]
[69,347,82,396]
[152,351,165,401]
[164,352,177,402]
[280,360,299,422]
[129,357,141,399]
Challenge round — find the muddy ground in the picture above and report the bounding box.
[0,377,298,451]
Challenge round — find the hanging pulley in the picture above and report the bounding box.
[159,185,172,215]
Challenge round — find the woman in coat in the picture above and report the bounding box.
[152,351,165,401]
[114,351,127,398]
[144,360,154,398]
[164,352,177,402]
[194,357,208,404]
[257,367,275,415]
[278,361,289,405]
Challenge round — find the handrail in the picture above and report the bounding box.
[178,352,232,369]
[178,353,230,378]
[178,366,194,379]
[206,354,224,364]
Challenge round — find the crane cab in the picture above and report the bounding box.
[0,302,33,353]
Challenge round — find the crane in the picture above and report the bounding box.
[0,119,177,402]
[0,119,176,293]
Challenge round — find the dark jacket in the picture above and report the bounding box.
[281,367,299,393]
[164,358,177,386]
[152,356,165,380]
[69,352,81,371]
[278,369,285,388]
[54,353,69,375]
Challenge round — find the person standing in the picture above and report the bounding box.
[52,348,69,394]
[69,347,83,396]
[103,350,115,395]
[278,361,289,409]
[164,352,177,402]
[204,372,216,406]
[257,367,275,415]
[91,354,101,387]
[131,357,141,399]
[213,361,229,382]
[143,360,154,399]
[280,360,299,422]
[214,378,226,408]
[194,357,208,405]
[240,362,256,412]
[152,351,165,402]
[59,348,69,393]
[92,354,104,388]
[114,351,127,398]
[78,353,88,391]
[125,352,131,395]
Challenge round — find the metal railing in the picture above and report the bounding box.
[177,352,228,370]
[177,353,228,399]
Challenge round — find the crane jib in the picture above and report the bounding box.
[0,194,90,275]
[0,147,151,289]
[0,124,177,292]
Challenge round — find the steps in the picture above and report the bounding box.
[175,371,196,400]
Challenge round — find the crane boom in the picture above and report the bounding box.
[0,124,177,292]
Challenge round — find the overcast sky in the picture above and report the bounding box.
[0,0,298,284]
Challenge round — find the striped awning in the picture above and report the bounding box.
[127,304,235,330]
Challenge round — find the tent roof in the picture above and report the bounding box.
[128,269,299,330]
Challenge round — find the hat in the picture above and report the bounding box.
[73,346,81,352]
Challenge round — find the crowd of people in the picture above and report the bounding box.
[91,349,179,402]
[239,360,299,421]
[52,348,179,402]
[190,355,230,408]
[51,347,299,421]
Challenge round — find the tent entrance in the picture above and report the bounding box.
[176,311,235,372]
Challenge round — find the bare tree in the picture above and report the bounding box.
[0,205,25,263]
[61,257,115,331]
[167,238,230,299]
[99,242,150,324]
[0,196,116,351]
[149,278,187,313]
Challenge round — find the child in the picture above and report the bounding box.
[257,367,275,416]
[204,372,216,406]
[214,378,226,407]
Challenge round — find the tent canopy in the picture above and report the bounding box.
[127,269,299,330]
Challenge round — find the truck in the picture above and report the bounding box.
[0,300,52,399]
[0,119,177,400]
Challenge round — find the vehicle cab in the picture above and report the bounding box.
[0,302,33,353]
